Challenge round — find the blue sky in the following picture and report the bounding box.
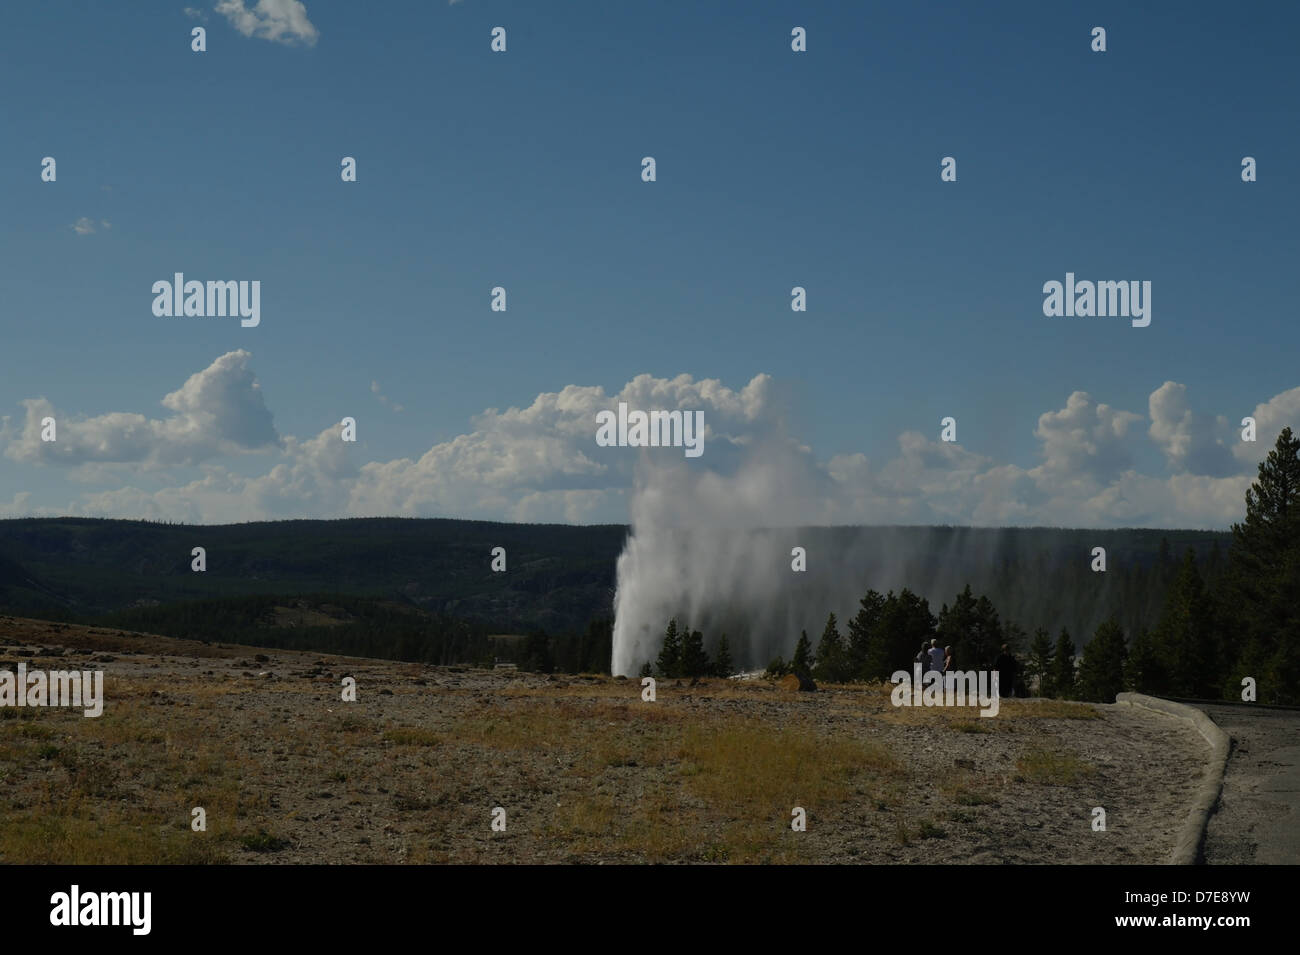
[0,0,1296,528]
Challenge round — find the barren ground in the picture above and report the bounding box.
[0,615,1210,864]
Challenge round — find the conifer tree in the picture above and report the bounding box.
[845,590,885,680]
[657,618,682,678]
[1223,428,1300,703]
[679,626,710,678]
[813,613,845,683]
[1027,627,1053,697]
[791,629,814,678]
[1048,628,1076,699]
[713,633,734,677]
[1124,627,1161,693]
[1077,617,1127,703]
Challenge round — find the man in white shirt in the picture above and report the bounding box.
[927,639,945,674]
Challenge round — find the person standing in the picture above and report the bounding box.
[927,638,945,675]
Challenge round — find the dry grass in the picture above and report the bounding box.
[1016,747,1098,785]
[2,617,1174,864]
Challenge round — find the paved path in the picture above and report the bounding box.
[1195,703,1300,864]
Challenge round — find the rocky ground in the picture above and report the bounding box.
[0,615,1212,864]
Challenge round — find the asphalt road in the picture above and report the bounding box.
[1195,703,1300,864]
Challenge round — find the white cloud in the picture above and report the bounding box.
[1238,385,1300,465]
[215,0,318,46]
[70,217,98,235]
[370,380,404,414]
[1032,390,1143,485]
[3,350,279,469]
[1148,381,1237,477]
[4,360,1296,529]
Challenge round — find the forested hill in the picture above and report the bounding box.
[0,517,627,634]
[0,517,1229,669]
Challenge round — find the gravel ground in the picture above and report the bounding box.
[0,616,1214,864]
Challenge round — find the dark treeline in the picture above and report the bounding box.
[92,592,615,673]
[651,429,1300,706]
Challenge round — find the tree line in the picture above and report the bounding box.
[644,428,1300,705]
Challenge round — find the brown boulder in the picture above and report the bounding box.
[779,672,817,692]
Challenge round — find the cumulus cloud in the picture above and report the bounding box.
[1238,385,1300,465]
[215,0,318,46]
[1032,391,1143,485]
[2,356,1294,529]
[4,350,279,469]
[1148,381,1237,477]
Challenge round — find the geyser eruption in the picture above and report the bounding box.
[610,430,876,676]
[609,405,1126,677]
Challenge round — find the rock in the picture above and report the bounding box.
[255,653,270,663]
[379,688,393,696]
[93,655,115,663]
[779,672,817,692]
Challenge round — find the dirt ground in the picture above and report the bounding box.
[0,615,1212,864]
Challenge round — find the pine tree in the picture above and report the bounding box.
[1153,549,1218,697]
[713,633,734,677]
[657,618,682,678]
[1048,628,1076,699]
[679,626,710,678]
[1077,617,1127,703]
[845,590,885,680]
[638,660,653,678]
[937,584,979,666]
[791,629,814,678]
[863,589,934,680]
[1124,627,1161,693]
[1027,627,1053,697]
[813,613,845,683]
[1223,427,1300,703]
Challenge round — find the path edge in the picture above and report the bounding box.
[1115,692,1230,865]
